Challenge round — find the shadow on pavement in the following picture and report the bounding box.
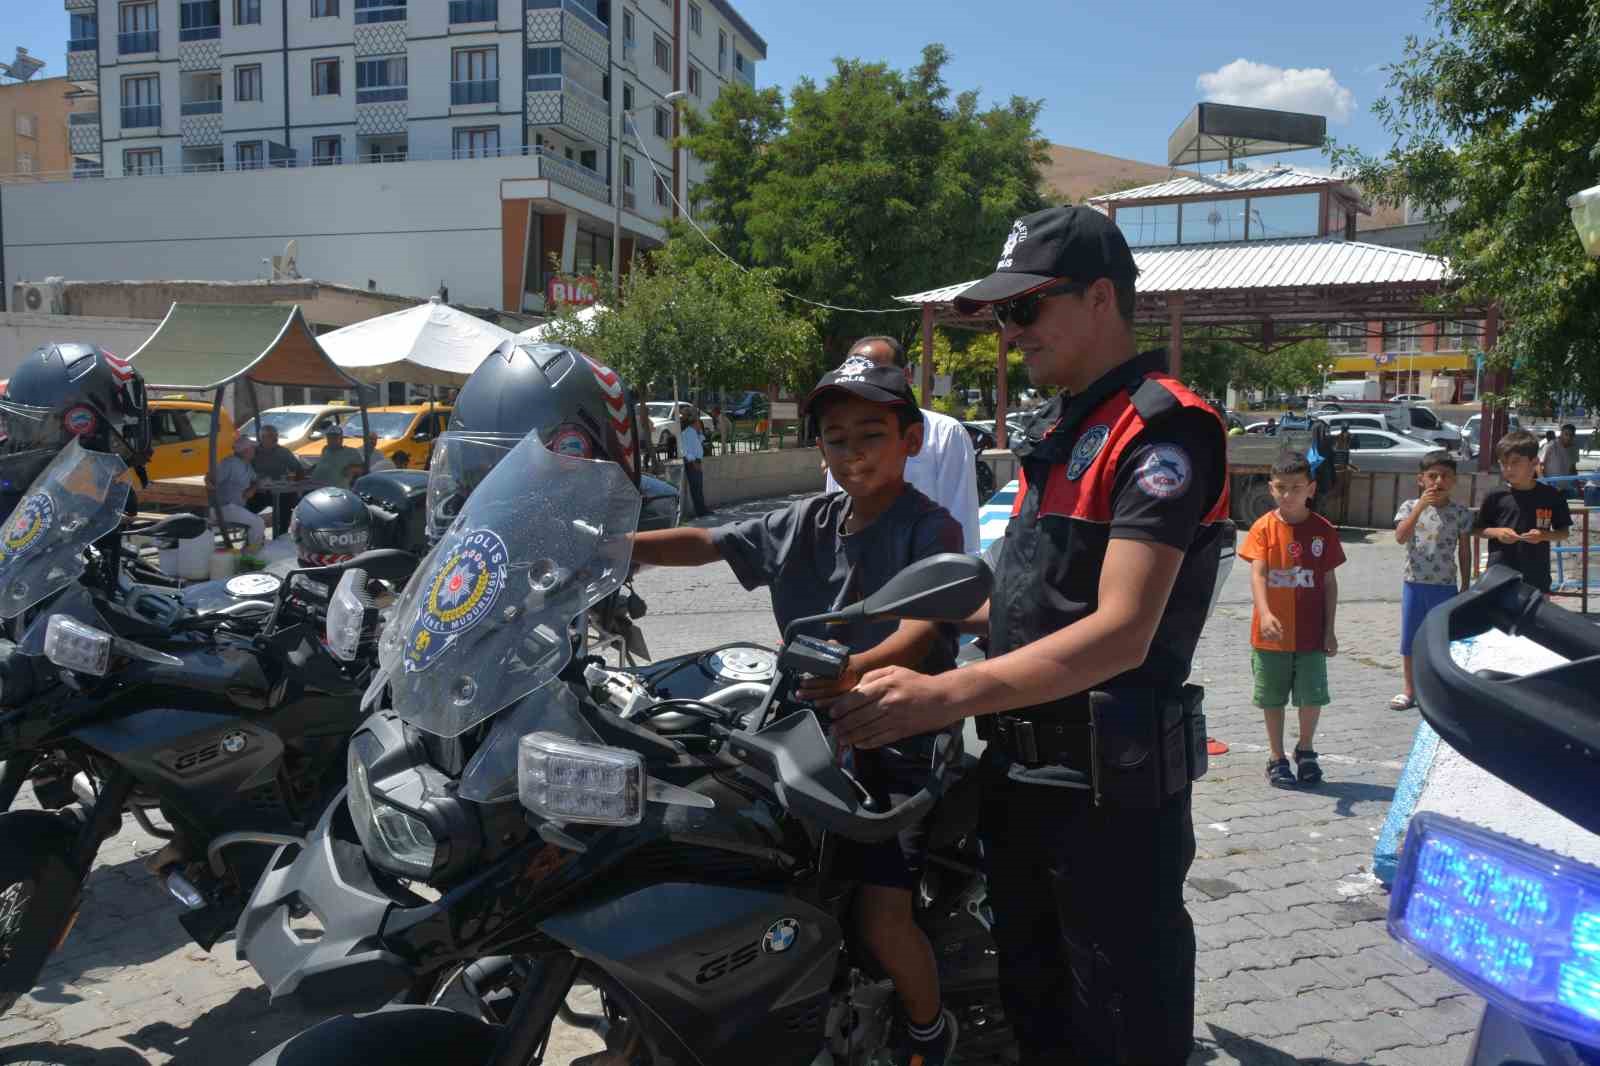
[1193,1025,1361,1064]
[116,986,344,1066]
[1312,780,1396,817]
[0,1044,147,1065]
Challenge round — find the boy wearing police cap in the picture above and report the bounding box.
[630,359,964,1066]
[828,206,1231,1065]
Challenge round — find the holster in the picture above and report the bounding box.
[1086,684,1207,809]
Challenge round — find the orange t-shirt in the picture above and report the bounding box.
[1239,510,1346,652]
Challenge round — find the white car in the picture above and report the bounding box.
[646,402,715,458]
[1390,393,1430,405]
[1342,428,1442,473]
[1460,412,1522,457]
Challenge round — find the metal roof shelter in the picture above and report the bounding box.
[1167,103,1326,169]
[129,302,367,541]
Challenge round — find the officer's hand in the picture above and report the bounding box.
[826,666,952,749]
[1260,613,1284,643]
[795,658,861,702]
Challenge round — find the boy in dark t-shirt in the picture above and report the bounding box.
[629,356,963,1066]
[1475,430,1572,593]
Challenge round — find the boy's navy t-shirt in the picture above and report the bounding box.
[711,485,964,679]
[1474,481,1572,592]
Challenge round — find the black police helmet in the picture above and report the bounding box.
[430,341,639,541]
[0,342,150,496]
[291,486,373,565]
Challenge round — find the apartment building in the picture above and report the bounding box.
[22,0,765,311]
[0,76,96,180]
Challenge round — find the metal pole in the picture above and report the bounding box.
[920,303,935,405]
[207,387,228,545]
[611,110,629,299]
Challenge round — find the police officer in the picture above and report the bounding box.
[830,206,1230,1065]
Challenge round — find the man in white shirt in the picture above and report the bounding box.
[679,411,710,519]
[824,336,980,551]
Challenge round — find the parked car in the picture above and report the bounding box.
[1390,393,1430,404]
[144,398,239,481]
[646,401,715,458]
[1459,412,1523,458]
[1342,427,1442,473]
[333,404,452,468]
[1312,403,1463,452]
[238,404,359,452]
[726,391,769,420]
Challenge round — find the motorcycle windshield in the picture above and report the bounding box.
[378,430,639,738]
[0,440,130,619]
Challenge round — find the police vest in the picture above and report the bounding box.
[989,356,1230,716]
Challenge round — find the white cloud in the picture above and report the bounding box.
[1196,59,1356,124]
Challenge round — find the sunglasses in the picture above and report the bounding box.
[991,281,1088,328]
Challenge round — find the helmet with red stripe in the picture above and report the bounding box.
[0,342,150,498]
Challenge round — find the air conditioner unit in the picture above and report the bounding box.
[12,277,66,315]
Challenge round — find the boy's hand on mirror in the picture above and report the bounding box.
[796,659,861,703]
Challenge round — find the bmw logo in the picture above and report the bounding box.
[220,731,247,755]
[762,917,799,955]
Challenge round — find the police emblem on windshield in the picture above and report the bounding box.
[1066,425,1110,481]
[402,528,508,672]
[0,492,55,562]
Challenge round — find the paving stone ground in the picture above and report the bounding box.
[0,504,1514,1064]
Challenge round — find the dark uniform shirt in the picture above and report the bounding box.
[1474,482,1572,592]
[989,349,1230,720]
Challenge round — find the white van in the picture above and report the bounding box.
[1323,378,1380,403]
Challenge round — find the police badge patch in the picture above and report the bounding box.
[1134,445,1192,499]
[402,528,509,672]
[1066,425,1110,480]
[0,492,55,562]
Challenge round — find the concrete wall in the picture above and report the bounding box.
[666,445,824,509]
[0,312,157,377]
[2,154,544,308]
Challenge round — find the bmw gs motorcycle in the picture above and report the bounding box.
[1385,566,1600,1065]
[236,431,1013,1066]
[0,440,419,1014]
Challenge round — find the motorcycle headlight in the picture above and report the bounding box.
[518,732,643,827]
[325,569,372,663]
[345,723,481,883]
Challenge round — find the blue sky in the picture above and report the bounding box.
[7,0,1438,168]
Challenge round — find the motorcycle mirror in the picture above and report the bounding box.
[784,554,991,644]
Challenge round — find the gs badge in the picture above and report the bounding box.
[0,492,55,562]
[403,528,508,672]
[1066,425,1110,481]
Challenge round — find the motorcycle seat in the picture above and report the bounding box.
[925,753,981,851]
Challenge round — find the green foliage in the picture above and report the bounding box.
[539,252,819,398]
[678,45,1049,355]
[1151,329,1331,398]
[1328,0,1600,407]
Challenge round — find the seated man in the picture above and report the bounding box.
[207,435,265,550]
[307,427,363,487]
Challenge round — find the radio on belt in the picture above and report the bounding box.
[779,634,849,681]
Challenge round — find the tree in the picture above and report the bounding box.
[1329,0,1600,408]
[679,45,1049,356]
[540,246,818,405]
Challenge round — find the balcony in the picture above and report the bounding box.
[68,112,101,156]
[354,1,407,23]
[180,100,221,115]
[525,74,608,149]
[733,61,754,88]
[449,0,496,23]
[65,41,98,83]
[451,80,499,105]
[532,145,608,203]
[67,36,98,51]
[356,86,407,103]
[119,30,159,55]
[121,105,161,129]
[179,23,220,40]
[525,0,608,69]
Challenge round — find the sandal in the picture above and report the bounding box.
[1389,693,1416,711]
[1266,757,1297,789]
[1294,748,1324,785]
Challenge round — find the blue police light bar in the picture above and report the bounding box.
[1389,812,1600,1048]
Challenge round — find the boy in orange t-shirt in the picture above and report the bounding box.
[1238,451,1345,789]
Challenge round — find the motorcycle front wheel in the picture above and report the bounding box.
[0,811,86,1016]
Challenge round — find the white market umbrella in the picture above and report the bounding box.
[320,298,515,387]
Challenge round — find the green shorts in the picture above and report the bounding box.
[1252,649,1330,709]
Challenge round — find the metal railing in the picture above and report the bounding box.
[356,87,408,103]
[180,100,222,115]
[121,105,161,128]
[119,29,159,54]
[525,0,606,34]
[354,2,407,22]
[179,23,221,40]
[525,74,605,114]
[448,0,496,22]
[534,145,606,199]
[67,36,98,51]
[451,80,499,105]
[733,62,754,87]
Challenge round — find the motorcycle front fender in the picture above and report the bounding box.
[246,1006,496,1066]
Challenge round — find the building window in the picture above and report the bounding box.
[235,63,262,101]
[622,9,634,44]
[1180,199,1246,244]
[1245,192,1319,241]
[653,105,670,139]
[14,113,35,139]
[1437,320,1484,352]
[525,46,559,90]
[357,56,407,101]
[311,0,338,15]
[622,83,633,110]
[69,13,98,49]
[124,147,162,175]
[1384,320,1424,355]
[717,29,727,73]
[653,173,668,207]
[734,49,743,73]
[16,153,33,174]
[688,1,701,33]
[653,34,670,74]
[1327,322,1368,356]
[1115,204,1177,248]
[447,0,495,24]
[312,58,340,96]
[451,47,498,104]
[579,148,596,171]
[312,134,342,165]
[354,0,406,23]
[180,0,222,40]
[236,140,264,169]
[622,154,633,188]
[687,64,700,98]
[121,73,161,128]
[454,126,499,158]
[235,0,261,23]
[119,1,159,54]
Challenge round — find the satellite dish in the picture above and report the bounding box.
[0,48,45,83]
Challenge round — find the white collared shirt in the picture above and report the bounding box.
[825,408,979,552]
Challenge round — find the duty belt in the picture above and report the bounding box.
[987,714,1090,769]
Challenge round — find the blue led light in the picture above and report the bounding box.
[1390,813,1600,1049]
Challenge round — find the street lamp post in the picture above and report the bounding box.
[611,89,686,296]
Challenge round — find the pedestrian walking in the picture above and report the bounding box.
[827,206,1231,1065]
[823,336,980,551]
[1390,451,1473,710]
[1240,450,1344,789]
[679,410,710,519]
[1539,423,1580,493]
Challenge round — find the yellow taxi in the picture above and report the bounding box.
[239,404,359,457]
[315,404,453,470]
[144,398,238,480]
